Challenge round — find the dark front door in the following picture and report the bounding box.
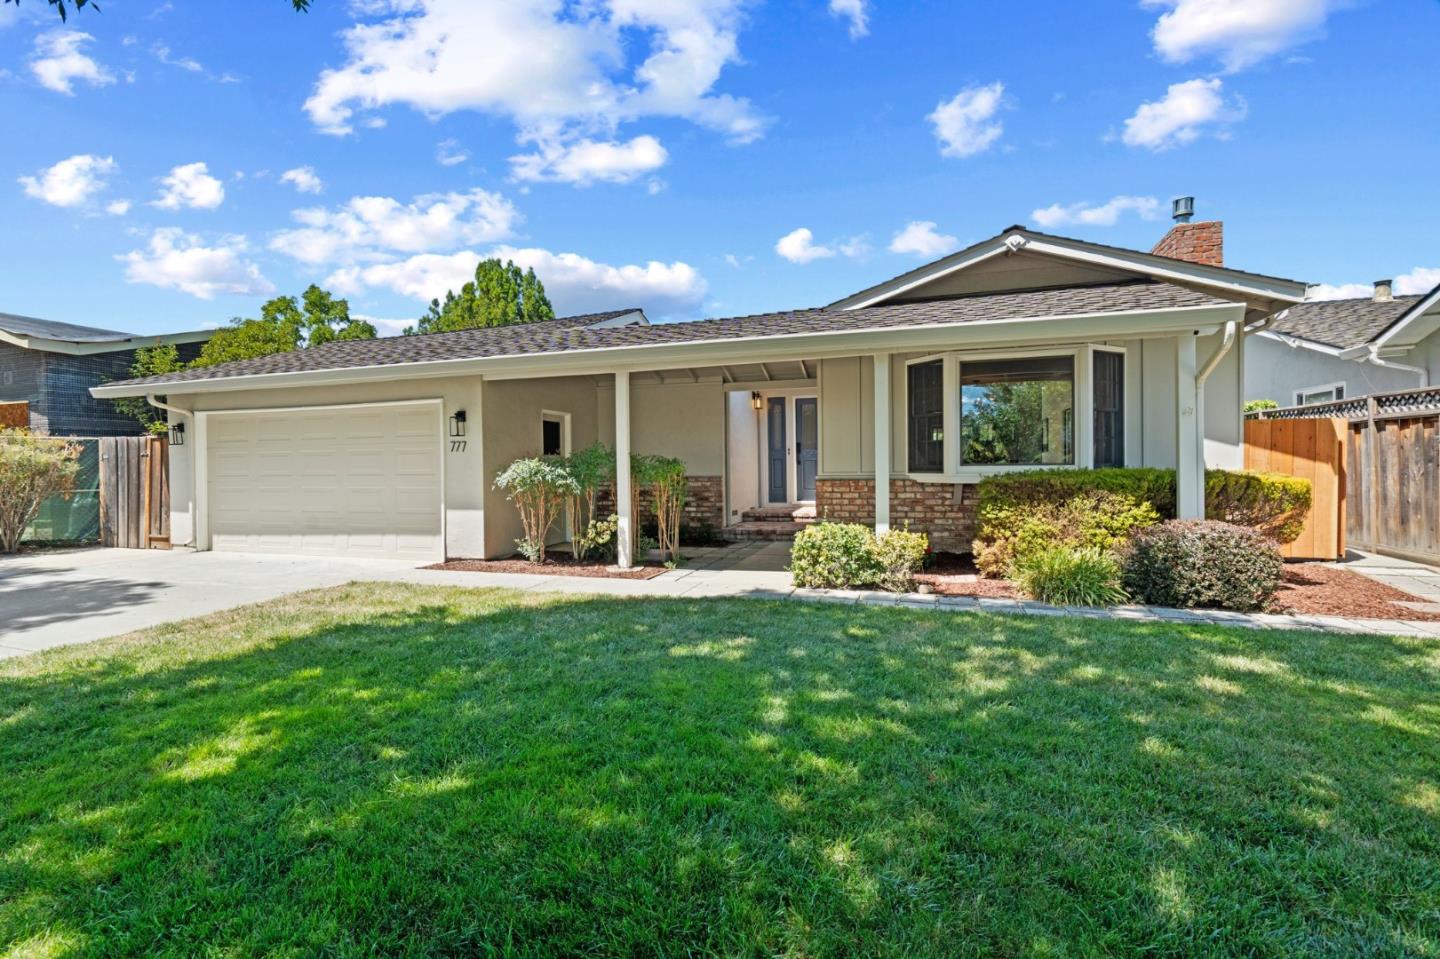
[767,397,787,504]
[795,397,817,501]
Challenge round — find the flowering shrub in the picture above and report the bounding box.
[494,457,579,563]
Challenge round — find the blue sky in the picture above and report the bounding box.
[2,0,1437,336]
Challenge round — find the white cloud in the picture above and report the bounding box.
[118,228,275,300]
[106,199,132,216]
[1031,195,1163,229]
[329,245,707,318]
[1308,267,1440,301]
[1121,78,1246,150]
[436,138,470,167]
[304,0,764,141]
[30,30,114,95]
[280,166,324,195]
[928,82,1005,158]
[889,220,958,257]
[154,162,226,210]
[775,228,834,264]
[510,135,668,185]
[18,153,116,207]
[151,42,202,73]
[270,189,520,265]
[829,0,869,39]
[1144,0,1340,73]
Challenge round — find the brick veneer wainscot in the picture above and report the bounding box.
[598,475,725,531]
[816,477,979,553]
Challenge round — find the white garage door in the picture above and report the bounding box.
[205,402,443,561]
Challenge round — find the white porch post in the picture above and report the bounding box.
[614,370,633,568]
[1175,334,1204,520]
[873,352,891,534]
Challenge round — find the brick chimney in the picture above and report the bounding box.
[1150,196,1223,267]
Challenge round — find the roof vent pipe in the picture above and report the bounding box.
[1171,196,1195,223]
[1373,279,1394,302]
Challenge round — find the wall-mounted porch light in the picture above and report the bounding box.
[168,421,185,447]
[449,409,467,438]
[750,391,763,411]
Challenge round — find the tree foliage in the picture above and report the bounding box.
[0,429,80,554]
[7,0,311,21]
[194,285,375,369]
[110,343,185,434]
[409,259,555,335]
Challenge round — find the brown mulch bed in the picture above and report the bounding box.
[1274,563,1440,620]
[915,553,1020,599]
[425,556,669,580]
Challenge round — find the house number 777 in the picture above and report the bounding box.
[449,440,467,452]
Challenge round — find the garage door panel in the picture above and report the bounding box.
[206,403,443,560]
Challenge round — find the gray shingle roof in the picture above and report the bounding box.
[1267,295,1424,350]
[106,283,1225,391]
[0,311,133,343]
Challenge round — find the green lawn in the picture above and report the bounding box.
[2,586,1437,958]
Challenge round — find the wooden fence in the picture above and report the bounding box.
[1243,418,1347,561]
[99,435,170,549]
[0,401,28,429]
[1251,385,1440,564]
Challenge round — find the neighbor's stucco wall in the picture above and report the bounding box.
[1245,333,1421,406]
[164,375,485,557]
[481,375,600,558]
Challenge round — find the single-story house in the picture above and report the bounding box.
[1245,280,1440,407]
[93,206,1308,565]
[1,312,211,436]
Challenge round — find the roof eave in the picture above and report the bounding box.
[91,301,1243,399]
[0,327,213,356]
[1373,282,1440,350]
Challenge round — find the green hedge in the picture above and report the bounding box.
[972,467,1311,576]
[790,523,930,592]
[1122,520,1283,612]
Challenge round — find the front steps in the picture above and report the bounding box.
[720,505,817,542]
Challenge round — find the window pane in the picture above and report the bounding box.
[960,356,1074,465]
[907,360,944,472]
[542,419,563,456]
[1093,350,1125,468]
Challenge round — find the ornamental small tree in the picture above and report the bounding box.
[564,443,616,561]
[0,429,81,554]
[493,457,579,563]
[633,454,687,561]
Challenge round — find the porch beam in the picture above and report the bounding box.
[614,371,634,567]
[873,352,891,534]
[1175,334,1203,519]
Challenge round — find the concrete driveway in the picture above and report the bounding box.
[0,548,430,659]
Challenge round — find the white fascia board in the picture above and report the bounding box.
[829,242,1011,309]
[91,302,1243,399]
[1255,329,1351,358]
[1374,287,1440,351]
[0,327,213,356]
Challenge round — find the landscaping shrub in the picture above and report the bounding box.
[0,428,80,554]
[1206,470,1311,544]
[1121,520,1283,612]
[632,454,688,562]
[972,467,1313,576]
[790,523,929,591]
[1013,546,1128,608]
[873,527,930,592]
[494,457,579,563]
[564,443,615,561]
[790,523,883,589]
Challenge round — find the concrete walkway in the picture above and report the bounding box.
[5,545,1440,661]
[1341,552,1440,611]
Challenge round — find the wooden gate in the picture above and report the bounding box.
[1346,406,1440,564]
[1243,417,1347,560]
[100,436,170,549]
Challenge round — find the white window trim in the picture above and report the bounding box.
[901,344,1131,484]
[1293,382,1346,406]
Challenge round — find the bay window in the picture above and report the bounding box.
[960,356,1074,466]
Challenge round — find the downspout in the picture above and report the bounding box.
[145,394,196,548]
[1188,318,1240,496]
[1364,345,1428,387]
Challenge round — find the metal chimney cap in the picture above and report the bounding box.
[1172,196,1195,223]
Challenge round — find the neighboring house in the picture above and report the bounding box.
[0,312,211,436]
[94,204,1308,563]
[1246,281,1440,407]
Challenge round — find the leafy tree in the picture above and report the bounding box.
[409,259,554,335]
[7,0,311,21]
[0,429,80,554]
[110,343,185,434]
[194,284,375,369]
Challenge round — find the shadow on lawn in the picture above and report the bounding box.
[0,586,1437,956]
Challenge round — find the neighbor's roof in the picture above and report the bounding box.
[1267,295,1426,350]
[0,311,134,343]
[102,282,1225,392]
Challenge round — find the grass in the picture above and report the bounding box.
[1,585,1437,958]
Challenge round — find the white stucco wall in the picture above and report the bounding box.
[726,390,760,521]
[1245,333,1421,406]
